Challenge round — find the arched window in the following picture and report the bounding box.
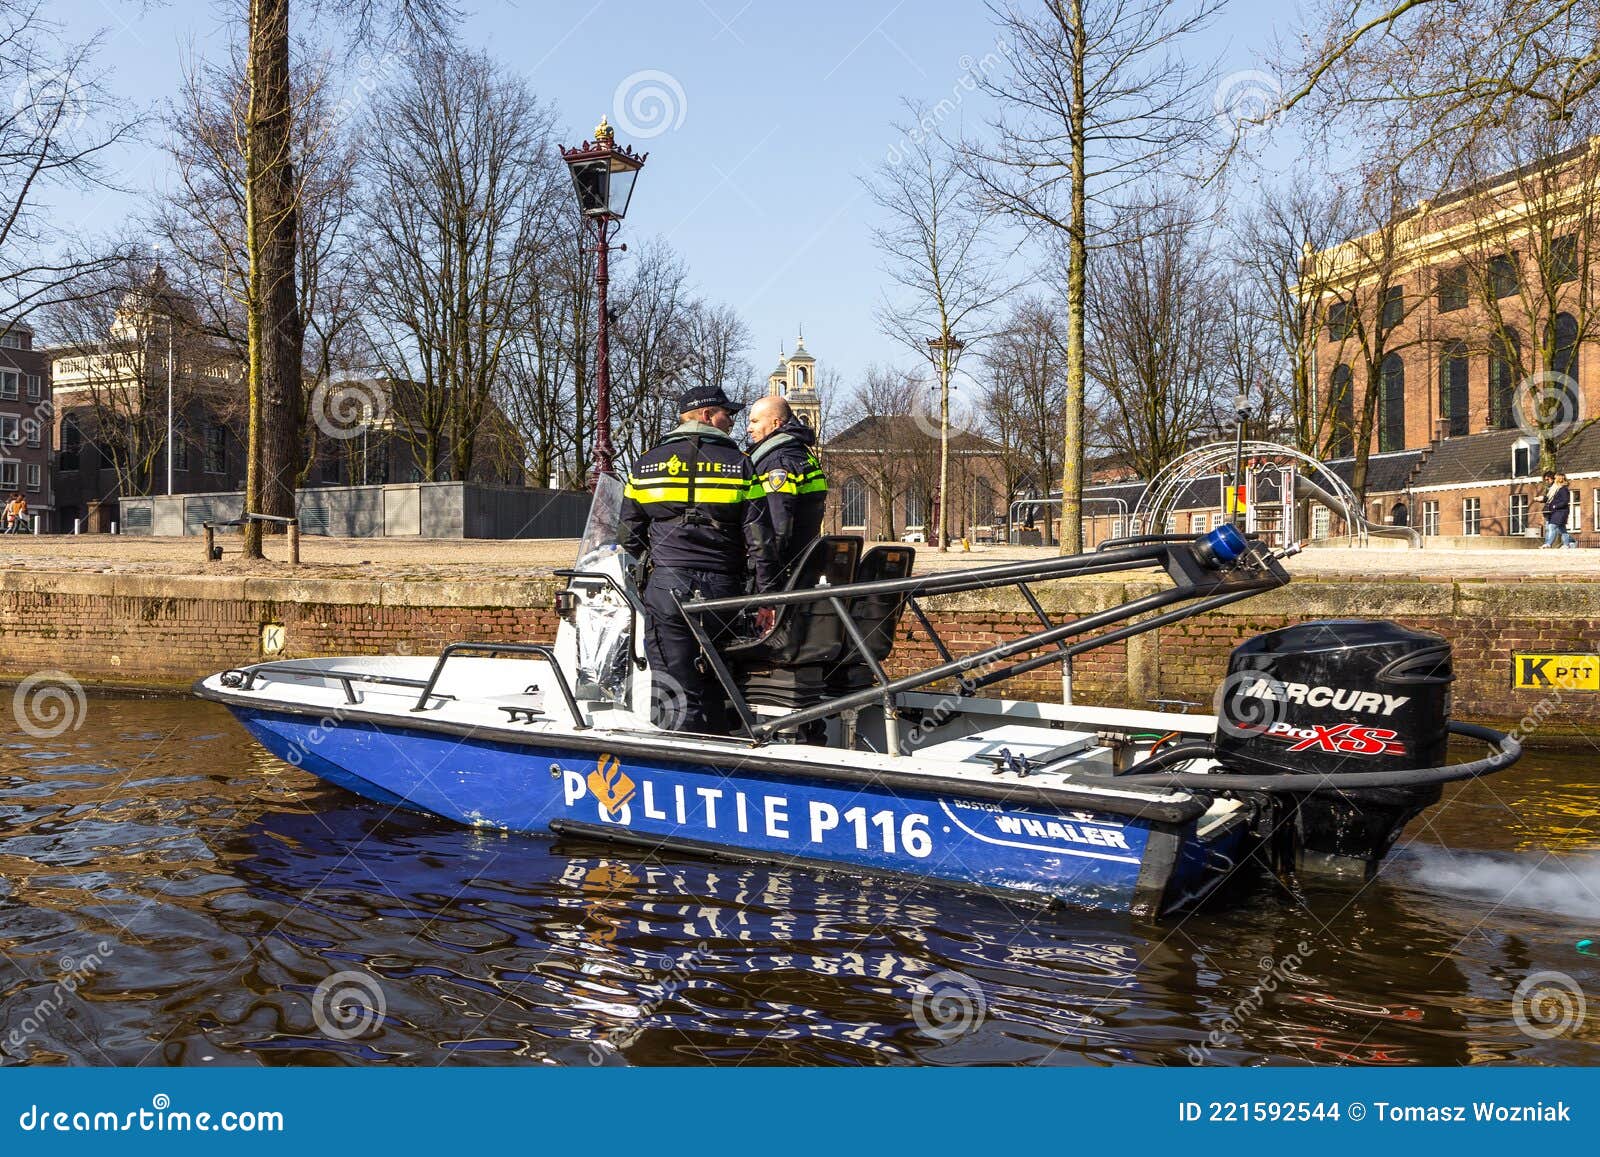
[841,476,867,527]
[1329,364,1354,458]
[1440,341,1469,437]
[905,487,927,528]
[1489,329,1521,430]
[797,366,808,387]
[1535,312,1581,430]
[1378,353,1405,452]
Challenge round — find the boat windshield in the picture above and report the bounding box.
[575,472,626,564]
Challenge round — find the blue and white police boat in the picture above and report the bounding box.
[195,483,1522,918]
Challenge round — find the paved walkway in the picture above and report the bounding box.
[1,534,1597,582]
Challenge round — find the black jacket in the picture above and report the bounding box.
[749,418,828,578]
[1545,484,1572,527]
[620,421,778,591]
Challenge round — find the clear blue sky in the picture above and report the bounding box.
[55,0,1303,390]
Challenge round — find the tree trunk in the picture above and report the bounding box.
[244,0,302,557]
[1058,0,1087,555]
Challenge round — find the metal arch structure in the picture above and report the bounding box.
[1133,441,1369,544]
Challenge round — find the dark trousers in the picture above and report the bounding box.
[641,567,742,731]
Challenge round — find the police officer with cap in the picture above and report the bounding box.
[746,395,828,581]
[619,384,777,731]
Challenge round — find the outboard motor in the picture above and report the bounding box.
[1212,620,1453,871]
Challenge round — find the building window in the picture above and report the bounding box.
[1542,312,1581,428]
[1488,253,1519,298]
[1189,513,1205,534]
[172,424,188,472]
[1510,493,1529,534]
[1163,515,1176,534]
[61,420,80,471]
[1489,330,1520,430]
[0,371,16,399]
[1463,496,1480,535]
[1311,506,1331,539]
[841,476,867,527]
[1329,364,1354,457]
[904,488,926,528]
[1440,342,1469,437]
[0,461,17,489]
[1210,512,1227,531]
[1572,490,1584,533]
[0,331,21,349]
[974,476,993,522]
[204,424,226,473]
[1436,266,1468,312]
[23,417,38,447]
[1325,300,1352,341]
[1378,353,1405,452]
[0,416,18,446]
[1422,500,1440,536]
[1551,234,1578,284]
[25,463,39,492]
[1380,285,1404,329]
[25,374,41,400]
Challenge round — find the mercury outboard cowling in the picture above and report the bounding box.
[1213,620,1452,870]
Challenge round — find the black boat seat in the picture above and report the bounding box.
[826,545,915,694]
[724,535,861,669]
[723,535,861,714]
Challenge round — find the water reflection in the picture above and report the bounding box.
[0,697,1595,1066]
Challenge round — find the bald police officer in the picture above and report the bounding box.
[747,395,828,582]
[619,385,777,731]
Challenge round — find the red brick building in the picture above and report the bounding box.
[0,321,55,529]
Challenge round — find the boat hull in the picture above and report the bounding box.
[231,705,1249,917]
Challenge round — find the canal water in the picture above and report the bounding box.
[1,695,1595,1066]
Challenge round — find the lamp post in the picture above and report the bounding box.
[560,116,646,481]
[1232,392,1250,527]
[927,333,965,551]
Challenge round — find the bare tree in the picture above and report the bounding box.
[608,239,691,465]
[0,1,141,322]
[358,45,563,482]
[965,0,1224,551]
[832,365,922,541]
[1085,197,1222,479]
[156,46,362,487]
[978,297,1068,543]
[1281,1,1600,178]
[41,249,240,498]
[1229,174,1354,455]
[866,101,1015,551]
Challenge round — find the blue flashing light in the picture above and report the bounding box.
[1200,523,1247,564]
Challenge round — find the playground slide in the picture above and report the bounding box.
[1293,474,1422,548]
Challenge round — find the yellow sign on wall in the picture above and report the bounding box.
[1512,653,1600,691]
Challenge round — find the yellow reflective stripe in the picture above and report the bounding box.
[625,484,746,505]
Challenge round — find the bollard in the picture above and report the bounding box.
[203,524,214,562]
[31,519,39,536]
[288,520,300,567]
[110,521,117,535]
[72,518,80,535]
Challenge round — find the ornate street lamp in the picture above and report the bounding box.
[560,116,647,480]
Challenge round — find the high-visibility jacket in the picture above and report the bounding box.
[619,421,778,591]
[749,418,827,578]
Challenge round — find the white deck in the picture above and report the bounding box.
[198,654,1214,812]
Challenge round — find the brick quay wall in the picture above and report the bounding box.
[0,570,1591,734]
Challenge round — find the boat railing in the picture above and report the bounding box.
[409,642,588,727]
[678,533,1292,746]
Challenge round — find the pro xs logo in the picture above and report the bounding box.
[1265,721,1407,756]
[1235,676,1411,757]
